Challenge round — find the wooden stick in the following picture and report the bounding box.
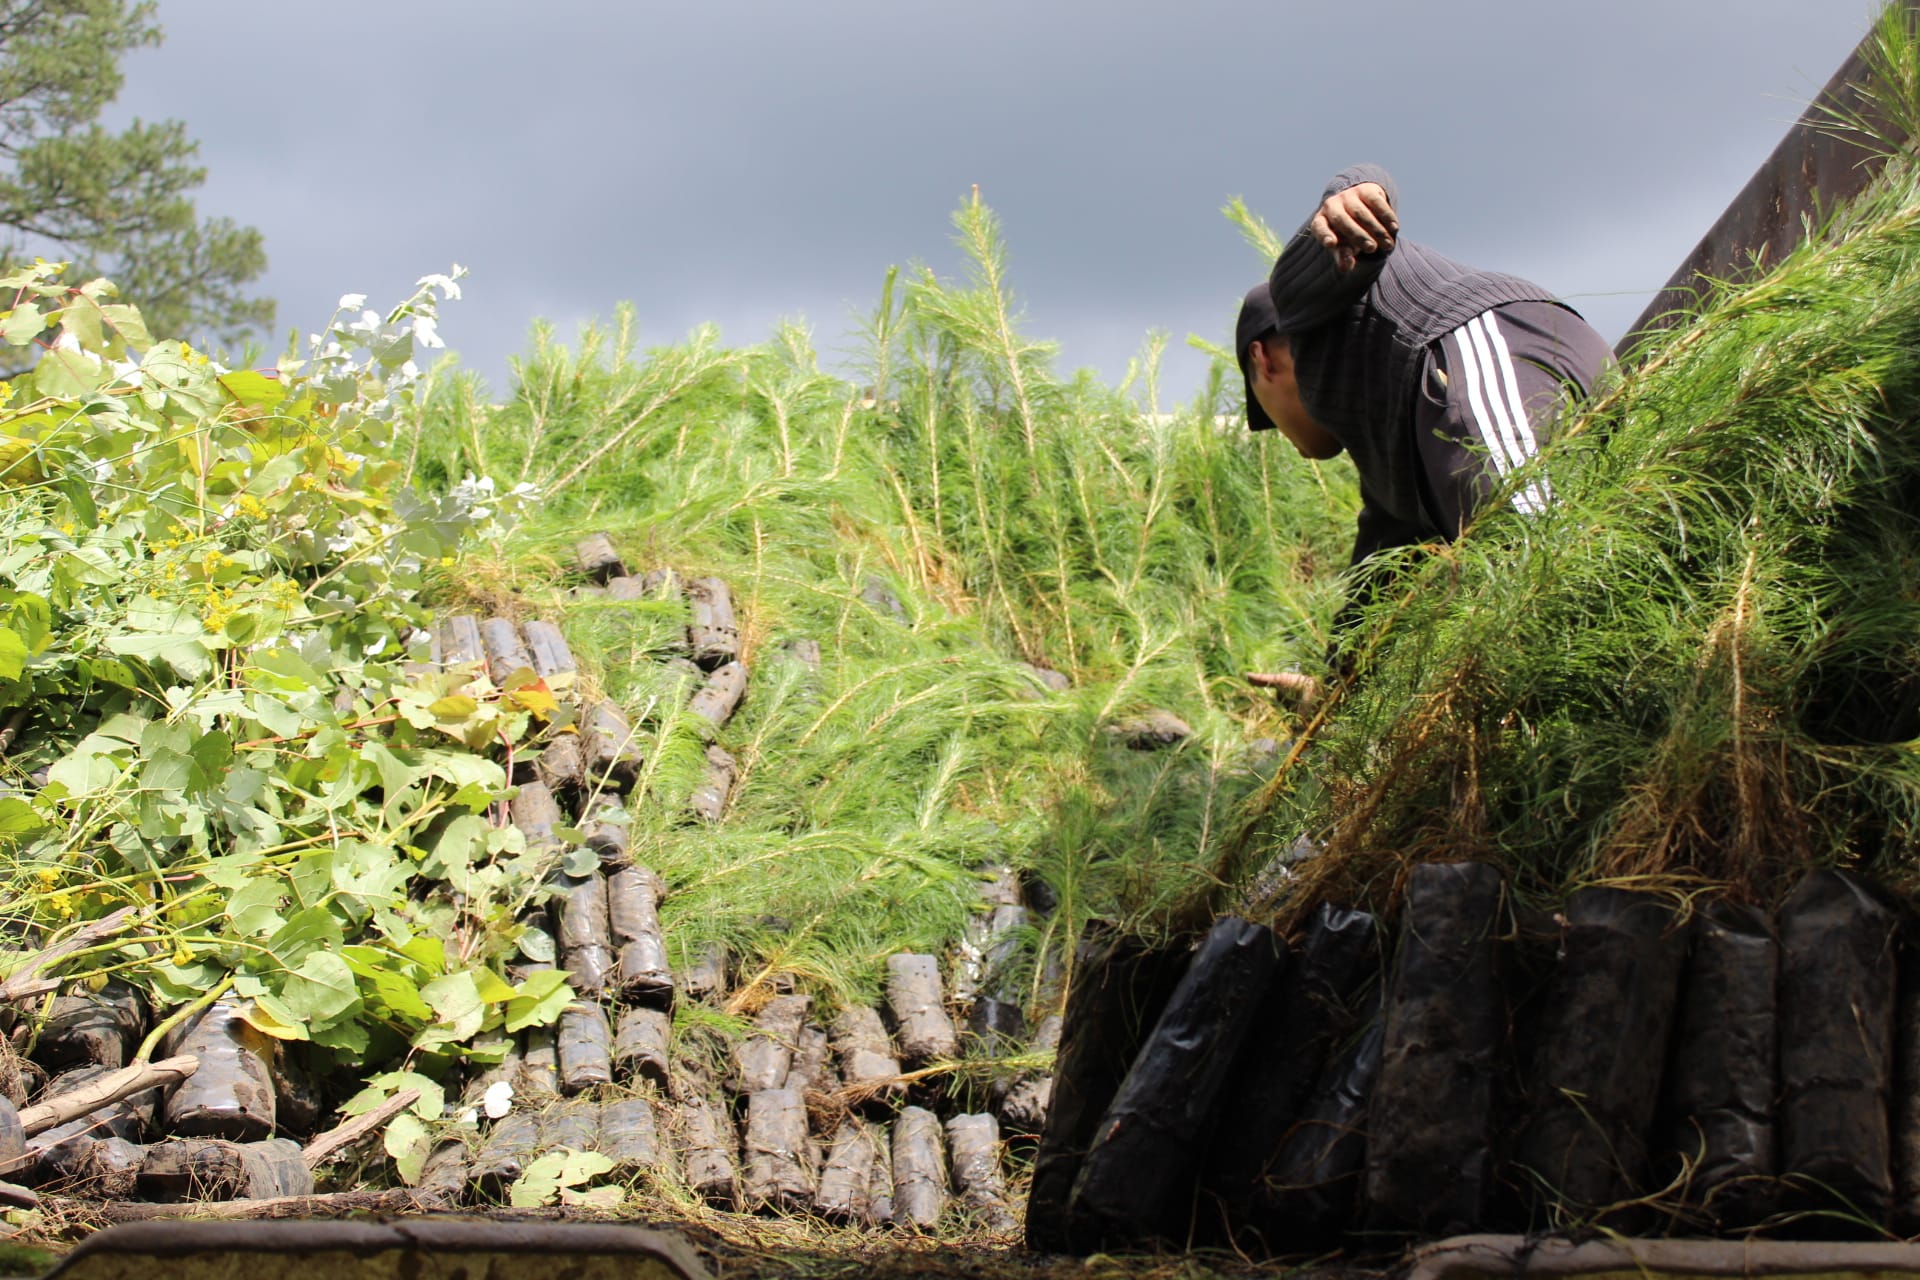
[0,908,136,1001]
[301,1088,420,1170]
[18,1053,197,1135]
[60,1187,451,1222]
[16,1058,180,1137]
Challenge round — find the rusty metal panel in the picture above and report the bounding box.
[1620,7,1919,358]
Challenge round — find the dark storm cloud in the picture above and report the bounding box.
[113,1,1876,398]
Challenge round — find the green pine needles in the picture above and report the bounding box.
[405,195,1356,1006]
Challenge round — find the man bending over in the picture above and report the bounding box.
[1240,163,1611,704]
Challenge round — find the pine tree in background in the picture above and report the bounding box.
[0,0,269,346]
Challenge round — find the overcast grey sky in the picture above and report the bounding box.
[111,2,1878,402]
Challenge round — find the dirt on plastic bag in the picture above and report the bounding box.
[1513,886,1685,1227]
[1358,861,1506,1236]
[1068,917,1285,1248]
[1779,868,1898,1229]
[1662,898,1778,1230]
[1023,927,1187,1252]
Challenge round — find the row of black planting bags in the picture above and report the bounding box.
[1027,865,1908,1256]
[434,933,1053,1223]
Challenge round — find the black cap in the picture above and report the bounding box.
[1237,282,1280,433]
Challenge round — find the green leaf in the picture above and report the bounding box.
[384,1111,429,1178]
[415,970,485,1049]
[346,1070,445,1122]
[54,471,96,530]
[138,748,193,794]
[266,907,344,968]
[218,369,284,407]
[32,347,108,399]
[0,629,25,682]
[509,1149,614,1208]
[58,300,104,355]
[6,593,50,654]
[82,656,136,689]
[99,303,150,350]
[0,797,45,838]
[280,951,358,1023]
[427,694,477,719]
[0,304,44,345]
[244,995,310,1041]
[504,970,574,1033]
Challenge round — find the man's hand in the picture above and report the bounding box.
[1248,670,1323,712]
[1309,181,1397,274]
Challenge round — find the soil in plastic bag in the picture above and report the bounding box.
[536,733,585,794]
[556,872,614,999]
[583,794,630,867]
[735,994,810,1093]
[1024,927,1188,1253]
[1661,899,1778,1231]
[786,1026,835,1094]
[1511,886,1686,1228]
[538,1100,599,1153]
[418,1139,471,1203]
[686,577,741,669]
[34,981,145,1071]
[1200,902,1378,1235]
[868,1118,896,1226]
[998,1013,1062,1139]
[38,1135,142,1198]
[688,661,748,732]
[1779,868,1898,1230]
[518,1026,559,1100]
[521,619,576,681]
[815,1119,879,1222]
[614,1006,672,1089]
[832,1006,902,1104]
[690,745,736,823]
[557,1002,613,1095]
[598,1097,660,1175]
[743,1087,814,1212]
[481,616,536,685]
[159,1001,276,1142]
[892,1105,950,1228]
[607,867,674,1007]
[271,1041,326,1138]
[137,1137,310,1201]
[1363,862,1506,1236]
[1068,917,1285,1248]
[948,1112,1016,1232]
[471,1112,543,1198]
[681,944,728,1003]
[1245,1002,1386,1256]
[675,1093,741,1209]
[885,954,958,1065]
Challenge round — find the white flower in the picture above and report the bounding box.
[411,315,443,350]
[337,293,367,311]
[482,1080,513,1119]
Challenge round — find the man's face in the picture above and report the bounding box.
[1250,337,1341,460]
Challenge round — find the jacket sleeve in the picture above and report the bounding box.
[1267,163,1399,335]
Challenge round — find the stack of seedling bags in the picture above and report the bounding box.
[1027,87,1920,1256]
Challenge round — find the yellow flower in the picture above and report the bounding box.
[171,946,192,967]
[48,893,72,918]
[33,868,56,889]
[236,494,268,519]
